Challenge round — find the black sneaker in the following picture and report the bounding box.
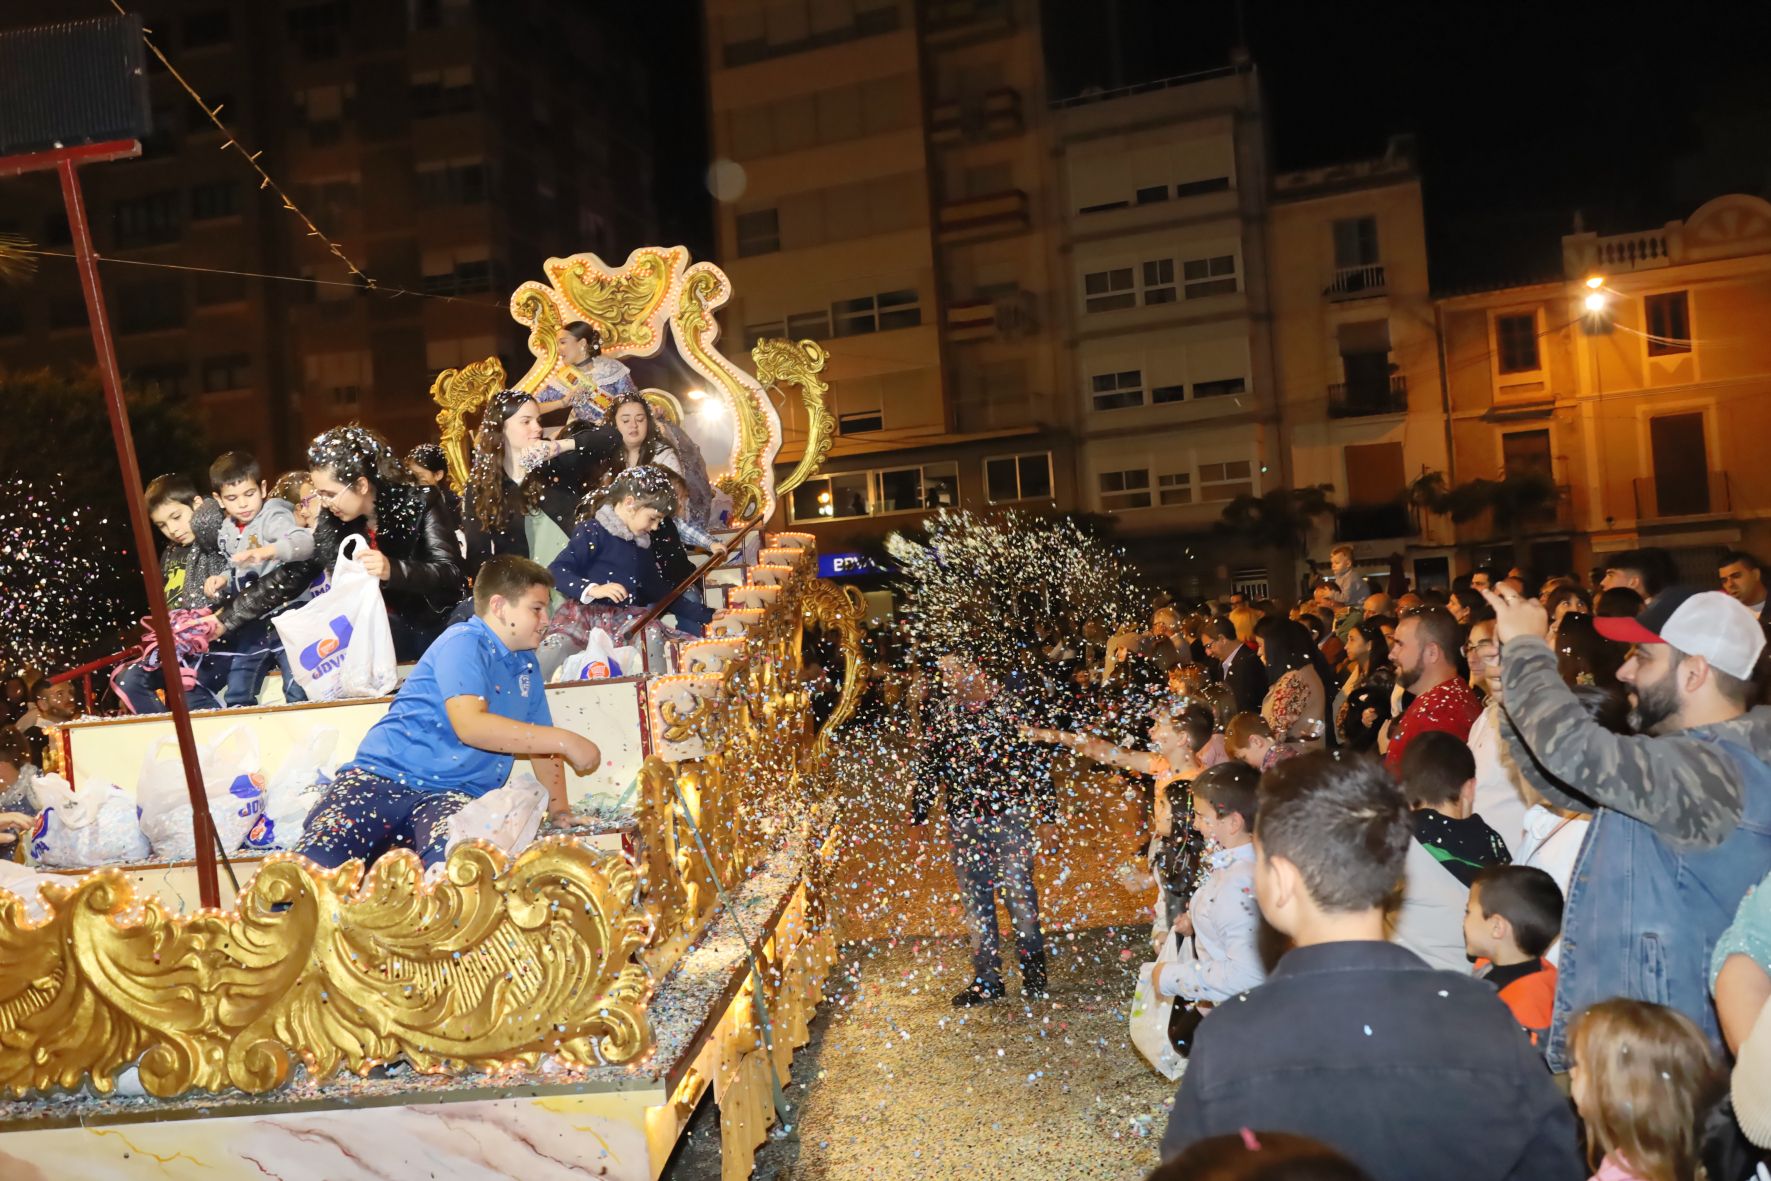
[952,980,1006,1007]
[1022,962,1049,1000]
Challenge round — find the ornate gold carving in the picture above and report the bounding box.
[671,265,780,522]
[430,355,509,492]
[0,843,651,1098]
[508,287,565,394]
[543,247,683,353]
[752,339,834,499]
[800,580,868,762]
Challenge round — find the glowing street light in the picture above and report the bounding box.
[1584,291,1608,312]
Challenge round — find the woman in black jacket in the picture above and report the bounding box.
[1335,620,1396,753]
[462,390,617,579]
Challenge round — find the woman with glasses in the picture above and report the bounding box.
[462,390,618,581]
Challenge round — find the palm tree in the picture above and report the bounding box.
[1214,485,1337,595]
[1410,470,1562,570]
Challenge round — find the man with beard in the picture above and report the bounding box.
[1381,606,1481,775]
[1482,584,1771,1070]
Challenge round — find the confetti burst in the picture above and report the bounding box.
[0,473,129,672]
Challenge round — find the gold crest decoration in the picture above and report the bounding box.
[430,354,509,492]
[752,338,834,500]
[0,842,652,1098]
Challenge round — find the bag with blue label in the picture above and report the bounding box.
[260,726,340,849]
[136,726,267,859]
[272,534,398,702]
[27,772,151,868]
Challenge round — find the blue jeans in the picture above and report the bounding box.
[948,808,1046,987]
[292,767,472,869]
[114,657,227,714]
[213,618,279,707]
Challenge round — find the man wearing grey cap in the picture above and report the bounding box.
[1483,584,1771,1072]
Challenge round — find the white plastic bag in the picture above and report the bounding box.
[558,627,638,681]
[272,535,397,701]
[27,774,151,868]
[137,728,266,860]
[260,727,340,849]
[444,773,551,859]
[1129,933,1187,1082]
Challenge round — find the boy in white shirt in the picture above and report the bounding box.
[1158,761,1265,1003]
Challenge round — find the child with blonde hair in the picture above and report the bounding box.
[1568,998,1722,1181]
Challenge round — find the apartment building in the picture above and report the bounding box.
[1048,62,1280,592]
[1436,193,1771,581]
[0,0,655,466]
[1270,139,1454,591]
[704,0,1075,551]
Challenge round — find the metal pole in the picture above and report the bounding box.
[56,159,221,909]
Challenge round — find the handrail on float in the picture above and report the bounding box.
[48,644,143,713]
[618,517,763,647]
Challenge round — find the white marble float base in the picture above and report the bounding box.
[0,1089,670,1180]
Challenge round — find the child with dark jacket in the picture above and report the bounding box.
[540,465,712,677]
[113,474,233,713]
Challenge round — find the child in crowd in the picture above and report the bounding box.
[1463,865,1563,1050]
[1569,999,1721,1181]
[113,474,231,714]
[201,452,314,706]
[1157,761,1265,1004]
[0,729,39,854]
[1024,698,1215,931]
[271,471,319,531]
[1225,712,1295,772]
[1390,730,1512,972]
[540,465,712,678]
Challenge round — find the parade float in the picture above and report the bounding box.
[0,238,862,1179]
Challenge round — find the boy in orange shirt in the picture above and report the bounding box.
[1463,864,1564,1052]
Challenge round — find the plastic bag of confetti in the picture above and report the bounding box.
[273,534,397,702]
[260,727,340,848]
[26,775,150,869]
[1129,933,1187,1081]
[444,773,550,859]
[137,728,264,859]
[559,628,636,681]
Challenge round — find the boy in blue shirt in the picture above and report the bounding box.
[294,555,602,870]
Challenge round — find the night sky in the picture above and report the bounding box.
[1043,0,1771,290]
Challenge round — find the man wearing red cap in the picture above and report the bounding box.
[1482,583,1771,1072]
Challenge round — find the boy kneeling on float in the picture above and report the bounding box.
[293,555,601,871]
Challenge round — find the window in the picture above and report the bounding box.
[1502,429,1553,480]
[877,467,923,513]
[787,459,957,523]
[1152,383,1185,405]
[1174,176,1231,199]
[721,0,901,67]
[201,354,251,392]
[1199,460,1255,501]
[1193,376,1246,399]
[332,386,360,406]
[984,453,1052,503]
[831,289,919,336]
[410,67,476,119]
[296,84,350,143]
[189,181,240,221]
[794,472,872,522]
[1157,471,1191,506]
[1099,468,1152,511]
[1495,312,1540,374]
[1084,267,1135,313]
[1091,369,1144,411]
[839,410,883,434]
[416,160,488,207]
[182,9,231,47]
[286,1,345,59]
[1136,185,1169,205]
[786,309,831,338]
[744,320,785,349]
[736,208,780,256]
[131,363,188,398]
[116,281,183,333]
[194,273,247,306]
[1344,442,1405,506]
[1142,259,1176,305]
[113,192,180,246]
[421,248,493,295]
[1333,216,1380,268]
[1645,291,1691,356]
[1182,254,1237,299]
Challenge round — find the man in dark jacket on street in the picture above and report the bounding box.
[1161,751,1583,1181]
[1202,617,1266,715]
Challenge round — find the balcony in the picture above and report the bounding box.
[937,189,1030,244]
[1594,231,1671,273]
[1324,263,1387,301]
[923,0,1014,45]
[1335,502,1416,543]
[930,87,1025,146]
[944,288,1038,342]
[1634,472,1732,521]
[1327,374,1408,418]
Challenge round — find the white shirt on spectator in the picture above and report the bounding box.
[1516,803,1590,967]
[1468,705,1528,856]
[1158,844,1264,1003]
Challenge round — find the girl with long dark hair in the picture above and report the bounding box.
[1336,621,1396,752]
